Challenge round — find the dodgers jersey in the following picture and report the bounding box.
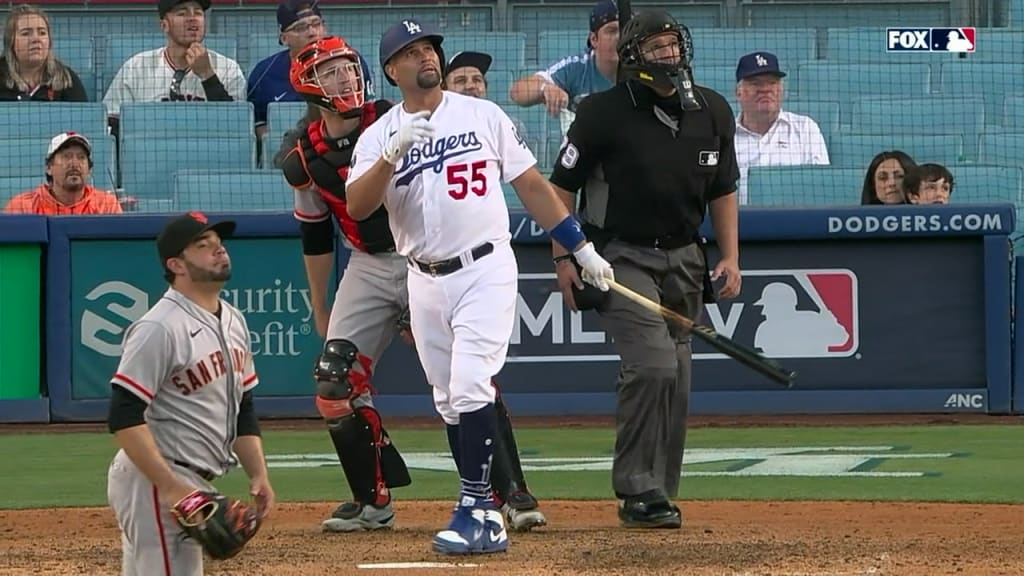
[110,288,258,477]
[347,91,535,263]
[103,47,247,116]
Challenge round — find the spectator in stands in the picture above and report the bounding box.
[4,132,122,215]
[102,0,246,135]
[443,50,528,139]
[0,5,88,102]
[509,0,619,135]
[860,150,917,205]
[247,0,375,139]
[733,51,829,205]
[903,163,953,205]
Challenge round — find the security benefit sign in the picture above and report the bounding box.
[505,241,987,392]
[70,239,329,399]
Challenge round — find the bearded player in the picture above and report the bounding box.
[277,36,546,533]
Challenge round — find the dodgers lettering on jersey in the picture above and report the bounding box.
[111,288,258,476]
[347,92,535,263]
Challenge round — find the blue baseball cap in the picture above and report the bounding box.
[587,0,618,49]
[379,19,445,86]
[277,0,321,32]
[736,51,787,81]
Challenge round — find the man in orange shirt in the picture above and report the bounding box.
[4,132,123,215]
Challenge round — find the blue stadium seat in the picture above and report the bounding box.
[537,31,588,67]
[54,36,96,76]
[745,166,865,206]
[783,100,841,143]
[119,102,256,199]
[823,28,955,62]
[245,35,287,77]
[0,102,107,140]
[977,134,1024,168]
[828,133,966,167]
[850,96,985,137]
[944,165,1024,206]
[939,62,1024,123]
[743,4,947,29]
[442,32,528,72]
[1001,95,1024,130]
[172,169,292,212]
[49,13,154,39]
[100,34,239,94]
[76,70,100,103]
[515,106,549,170]
[795,63,932,121]
[693,66,741,102]
[688,29,817,67]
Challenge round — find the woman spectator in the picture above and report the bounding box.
[0,5,88,101]
[860,150,917,205]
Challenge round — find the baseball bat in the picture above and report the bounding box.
[605,278,797,387]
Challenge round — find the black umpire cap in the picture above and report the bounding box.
[157,212,236,263]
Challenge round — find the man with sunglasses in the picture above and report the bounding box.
[247,0,375,141]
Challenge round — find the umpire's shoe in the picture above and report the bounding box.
[322,501,395,532]
[618,490,682,529]
[502,490,547,532]
[432,497,509,555]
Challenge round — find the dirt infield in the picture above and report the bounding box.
[0,500,1019,575]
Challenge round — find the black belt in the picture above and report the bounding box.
[617,234,695,250]
[410,242,494,277]
[173,459,215,482]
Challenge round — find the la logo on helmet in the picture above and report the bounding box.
[404,20,421,34]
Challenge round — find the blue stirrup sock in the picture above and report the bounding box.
[457,404,498,505]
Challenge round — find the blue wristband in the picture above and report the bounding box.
[549,215,587,252]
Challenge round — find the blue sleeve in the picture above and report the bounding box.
[358,52,376,100]
[548,58,582,98]
[247,59,272,125]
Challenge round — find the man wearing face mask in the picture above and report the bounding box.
[549,10,741,529]
[247,0,375,140]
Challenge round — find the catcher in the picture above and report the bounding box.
[275,36,546,532]
[106,212,274,574]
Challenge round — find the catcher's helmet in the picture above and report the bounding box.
[617,10,702,110]
[290,36,366,118]
[378,19,445,86]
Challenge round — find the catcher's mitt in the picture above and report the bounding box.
[171,490,261,560]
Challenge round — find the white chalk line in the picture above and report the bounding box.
[357,561,480,569]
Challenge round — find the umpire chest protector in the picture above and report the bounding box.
[296,100,395,254]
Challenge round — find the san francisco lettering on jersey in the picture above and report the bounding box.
[171,347,250,395]
[394,130,484,186]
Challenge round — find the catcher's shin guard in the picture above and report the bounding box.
[489,380,531,504]
[314,339,373,426]
[328,406,412,507]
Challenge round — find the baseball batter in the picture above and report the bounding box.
[276,36,546,533]
[106,212,275,575]
[346,19,613,555]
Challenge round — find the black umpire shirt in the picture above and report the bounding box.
[549,79,739,244]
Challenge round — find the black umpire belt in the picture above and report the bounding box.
[173,459,216,482]
[410,242,494,277]
[617,234,695,250]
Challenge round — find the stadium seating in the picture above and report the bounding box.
[442,32,528,72]
[742,3,948,29]
[688,28,817,67]
[783,101,841,144]
[1001,95,1024,130]
[119,103,257,200]
[978,134,1024,167]
[265,101,308,167]
[938,62,1024,124]
[99,34,240,95]
[827,133,966,167]
[53,36,95,78]
[823,27,955,63]
[795,63,933,121]
[849,96,985,157]
[172,169,292,212]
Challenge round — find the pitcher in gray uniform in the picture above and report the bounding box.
[276,36,546,532]
[106,212,276,575]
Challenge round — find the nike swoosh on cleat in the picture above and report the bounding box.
[489,529,506,542]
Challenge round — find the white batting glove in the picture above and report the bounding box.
[382,110,435,165]
[573,242,614,292]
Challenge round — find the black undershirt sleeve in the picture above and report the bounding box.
[300,219,335,255]
[237,390,261,437]
[107,385,148,433]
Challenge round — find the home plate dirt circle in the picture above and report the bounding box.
[0,500,1018,575]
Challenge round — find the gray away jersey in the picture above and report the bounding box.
[111,288,259,476]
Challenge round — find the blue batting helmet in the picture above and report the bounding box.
[379,19,445,86]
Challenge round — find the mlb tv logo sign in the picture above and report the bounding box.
[699,269,858,360]
[887,28,976,52]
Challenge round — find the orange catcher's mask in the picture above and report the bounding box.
[291,36,366,118]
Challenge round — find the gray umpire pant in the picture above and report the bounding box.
[597,239,706,501]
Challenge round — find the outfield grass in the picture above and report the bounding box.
[2,425,1022,509]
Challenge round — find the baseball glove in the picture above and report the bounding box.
[171,489,261,560]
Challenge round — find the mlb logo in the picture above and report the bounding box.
[698,151,719,166]
[742,269,859,359]
[931,27,976,52]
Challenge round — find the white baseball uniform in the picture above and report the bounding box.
[347,91,534,424]
[102,47,247,117]
[106,287,258,576]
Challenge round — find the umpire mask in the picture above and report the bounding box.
[617,10,702,111]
